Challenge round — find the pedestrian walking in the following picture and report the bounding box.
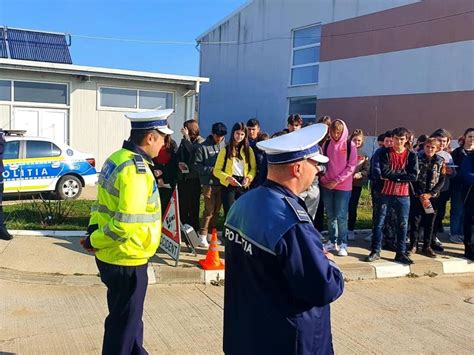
[223,124,344,354]
[81,109,173,355]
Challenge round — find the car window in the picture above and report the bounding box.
[26,140,62,158]
[4,141,20,160]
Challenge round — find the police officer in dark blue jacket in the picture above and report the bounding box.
[0,130,12,240]
[223,124,344,355]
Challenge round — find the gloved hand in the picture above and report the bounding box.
[80,235,97,253]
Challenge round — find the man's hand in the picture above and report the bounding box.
[153,169,163,178]
[80,237,97,253]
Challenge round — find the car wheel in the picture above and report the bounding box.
[56,175,82,200]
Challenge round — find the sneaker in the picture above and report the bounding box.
[449,235,464,244]
[364,251,380,262]
[434,236,443,246]
[337,243,348,256]
[323,241,338,252]
[198,234,209,248]
[207,234,222,245]
[364,233,372,242]
[348,231,355,241]
[394,253,414,265]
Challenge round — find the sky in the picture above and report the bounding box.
[0,0,247,76]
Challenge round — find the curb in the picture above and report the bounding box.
[10,229,86,237]
[5,229,471,285]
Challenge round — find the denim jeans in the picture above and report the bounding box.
[372,195,410,253]
[321,188,351,245]
[450,187,464,236]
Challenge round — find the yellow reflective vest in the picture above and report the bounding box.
[89,144,161,266]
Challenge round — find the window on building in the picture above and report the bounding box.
[100,87,137,109]
[4,141,20,160]
[25,140,61,158]
[99,87,174,110]
[139,90,173,109]
[0,80,11,101]
[289,96,317,123]
[290,25,320,86]
[14,81,68,104]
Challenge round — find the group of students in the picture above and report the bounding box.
[152,114,474,263]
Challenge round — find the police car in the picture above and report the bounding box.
[2,130,97,199]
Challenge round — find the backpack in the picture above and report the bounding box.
[323,139,352,161]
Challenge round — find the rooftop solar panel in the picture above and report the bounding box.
[7,28,72,64]
[0,28,7,58]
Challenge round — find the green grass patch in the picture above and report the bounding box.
[3,186,450,231]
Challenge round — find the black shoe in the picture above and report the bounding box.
[0,228,13,241]
[431,243,444,252]
[364,251,381,262]
[394,253,414,265]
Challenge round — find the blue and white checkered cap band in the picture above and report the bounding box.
[266,143,320,164]
[131,119,168,130]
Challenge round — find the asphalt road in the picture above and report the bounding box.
[0,274,473,354]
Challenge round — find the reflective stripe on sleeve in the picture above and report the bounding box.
[103,224,127,243]
[114,212,161,223]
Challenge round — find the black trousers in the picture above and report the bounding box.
[0,176,4,226]
[464,186,474,259]
[409,196,437,248]
[177,178,202,232]
[434,190,450,232]
[314,199,325,231]
[348,186,363,231]
[222,177,246,217]
[96,258,149,355]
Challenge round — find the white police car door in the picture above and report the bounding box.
[2,140,22,193]
[20,140,63,193]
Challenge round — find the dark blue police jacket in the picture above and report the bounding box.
[223,180,344,355]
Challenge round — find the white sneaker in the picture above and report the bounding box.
[449,235,464,244]
[348,231,355,241]
[207,234,222,245]
[323,241,338,252]
[364,233,372,242]
[338,243,348,257]
[198,234,209,248]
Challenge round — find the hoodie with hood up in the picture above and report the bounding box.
[319,119,358,191]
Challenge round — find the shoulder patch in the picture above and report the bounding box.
[284,196,312,223]
[133,155,147,174]
[100,160,117,181]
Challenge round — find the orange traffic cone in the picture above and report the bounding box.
[198,228,225,270]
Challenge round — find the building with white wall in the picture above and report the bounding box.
[196,0,473,138]
[0,28,208,169]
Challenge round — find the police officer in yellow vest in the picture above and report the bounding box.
[81,109,173,355]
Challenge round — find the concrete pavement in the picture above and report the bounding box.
[0,274,472,354]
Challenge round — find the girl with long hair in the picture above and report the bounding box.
[213,122,256,216]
